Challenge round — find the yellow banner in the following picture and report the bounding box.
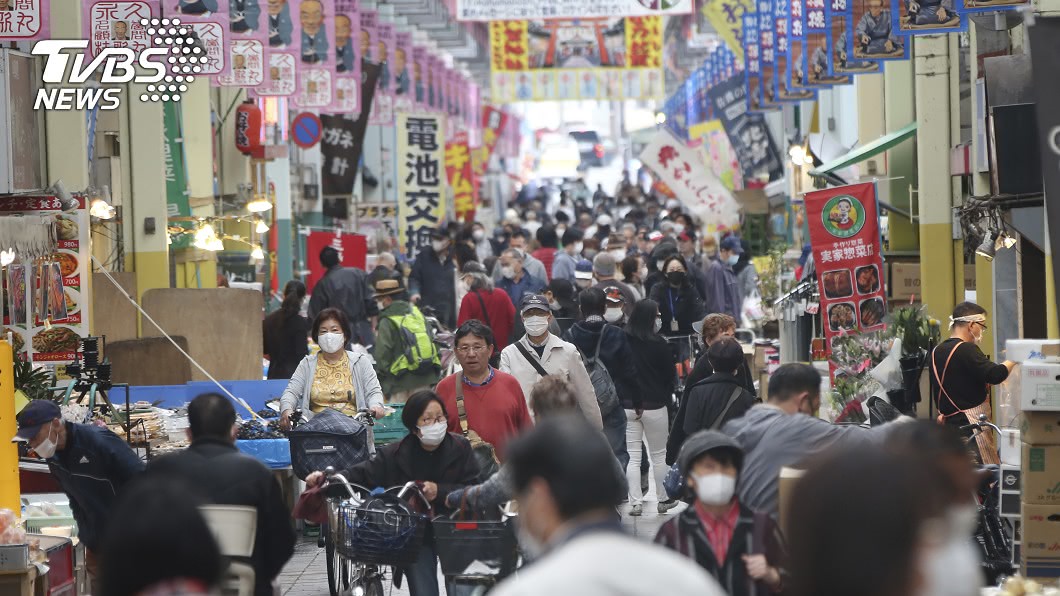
[702,0,754,61]
[490,20,529,72]
[397,113,447,256]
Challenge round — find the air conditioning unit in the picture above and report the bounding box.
[0,49,46,194]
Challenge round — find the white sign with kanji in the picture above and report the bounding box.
[640,128,740,228]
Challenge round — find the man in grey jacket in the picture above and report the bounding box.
[723,363,898,518]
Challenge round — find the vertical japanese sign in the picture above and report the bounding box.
[83,0,158,59]
[333,0,359,114]
[217,38,265,86]
[220,0,267,86]
[804,0,852,86]
[1029,17,1060,316]
[292,0,335,109]
[743,13,763,110]
[369,21,394,125]
[393,30,413,113]
[412,45,428,108]
[0,197,90,363]
[828,0,883,75]
[775,0,813,101]
[475,106,508,179]
[756,0,782,109]
[446,131,476,222]
[708,72,785,182]
[397,113,446,257]
[848,0,906,63]
[320,113,357,207]
[639,129,740,228]
[702,0,753,61]
[0,0,48,41]
[805,182,887,345]
[251,50,298,96]
[188,21,229,78]
[163,101,191,217]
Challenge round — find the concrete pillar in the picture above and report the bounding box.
[124,81,170,300]
[915,35,958,321]
[883,59,917,251]
[268,157,294,289]
[43,0,89,191]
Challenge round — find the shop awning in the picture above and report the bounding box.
[809,122,918,178]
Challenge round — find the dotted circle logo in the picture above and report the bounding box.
[136,18,208,104]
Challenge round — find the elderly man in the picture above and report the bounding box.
[498,249,546,307]
[299,0,328,63]
[908,0,956,25]
[334,14,354,72]
[856,0,903,55]
[592,253,637,318]
[264,0,290,46]
[494,230,548,283]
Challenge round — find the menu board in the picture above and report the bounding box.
[1,196,90,363]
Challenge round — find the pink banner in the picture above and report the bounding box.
[216,37,265,85]
[162,0,226,24]
[292,0,336,109]
[0,0,49,41]
[412,45,427,108]
[426,54,441,112]
[231,0,268,42]
[393,30,412,113]
[332,0,359,114]
[250,49,298,95]
[188,20,228,77]
[216,0,267,86]
[82,0,159,59]
[368,20,394,124]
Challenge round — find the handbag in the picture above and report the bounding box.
[455,377,501,482]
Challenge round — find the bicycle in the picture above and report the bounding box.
[322,466,432,596]
[960,414,1017,583]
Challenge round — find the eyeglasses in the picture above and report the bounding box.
[974,322,989,331]
[419,415,447,426]
[456,344,490,355]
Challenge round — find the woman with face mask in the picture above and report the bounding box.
[279,308,386,430]
[305,391,481,596]
[655,431,787,595]
[929,301,1016,464]
[649,255,705,339]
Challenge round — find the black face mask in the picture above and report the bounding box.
[667,271,687,286]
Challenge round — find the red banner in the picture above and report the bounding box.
[446,131,477,222]
[475,106,509,177]
[305,231,367,294]
[805,182,887,346]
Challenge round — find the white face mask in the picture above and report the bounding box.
[418,421,448,447]
[692,472,736,506]
[548,299,561,311]
[918,507,983,596]
[318,332,346,354]
[376,300,388,312]
[524,316,549,337]
[726,254,740,266]
[501,266,516,280]
[576,279,592,289]
[639,266,649,281]
[517,521,546,560]
[472,229,485,242]
[604,308,623,323]
[432,240,448,253]
[673,223,685,235]
[654,318,663,333]
[33,423,58,459]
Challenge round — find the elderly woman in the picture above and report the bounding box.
[307,391,480,596]
[279,307,386,429]
[457,261,516,353]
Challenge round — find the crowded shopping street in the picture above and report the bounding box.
[3,0,1060,595]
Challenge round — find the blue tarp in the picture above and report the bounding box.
[236,439,292,469]
[127,380,289,412]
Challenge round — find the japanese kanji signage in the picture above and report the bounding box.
[488,17,663,102]
[369,21,394,125]
[397,112,446,257]
[456,0,691,21]
[639,128,741,228]
[216,38,265,86]
[702,0,754,61]
[475,106,508,178]
[805,182,887,345]
[83,0,158,59]
[188,21,229,77]
[0,0,48,41]
[320,113,357,201]
[708,72,784,182]
[446,131,476,222]
[251,50,298,96]
[292,0,336,109]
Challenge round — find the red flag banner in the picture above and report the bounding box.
[446,131,477,222]
[804,182,887,346]
[475,106,508,177]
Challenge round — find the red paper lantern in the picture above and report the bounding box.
[235,100,262,155]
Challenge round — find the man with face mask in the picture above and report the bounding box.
[656,431,788,595]
[13,400,144,593]
[470,222,494,262]
[591,253,636,318]
[574,259,594,290]
[409,229,457,328]
[701,236,744,321]
[722,363,907,518]
[497,249,546,307]
[552,228,584,283]
[499,295,602,429]
[929,301,1015,463]
[372,279,441,404]
[308,245,377,347]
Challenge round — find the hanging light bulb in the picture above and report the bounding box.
[975,232,996,261]
[0,249,16,266]
[246,196,273,213]
[89,198,115,219]
[194,223,215,243]
[1000,232,1017,249]
[207,236,225,251]
[255,219,270,233]
[251,245,265,260]
[788,145,807,165]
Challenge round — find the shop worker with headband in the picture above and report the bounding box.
[929,301,1016,464]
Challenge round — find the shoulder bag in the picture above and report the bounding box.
[514,341,550,377]
[455,377,501,482]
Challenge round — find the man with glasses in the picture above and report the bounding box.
[929,301,1016,464]
[436,320,533,461]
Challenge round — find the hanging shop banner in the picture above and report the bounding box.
[963,0,1026,13]
[743,13,765,111]
[291,0,335,109]
[397,113,447,257]
[455,0,691,22]
[1029,16,1060,317]
[775,0,815,101]
[827,0,880,76]
[702,0,754,61]
[805,182,887,346]
[320,113,357,202]
[393,30,413,113]
[412,45,428,108]
[216,38,265,85]
[756,0,783,110]
[0,197,90,363]
[305,231,367,293]
[805,32,851,86]
[163,101,191,218]
[188,21,230,77]
[446,131,476,222]
[426,55,442,111]
[893,0,964,34]
[475,106,508,178]
[251,50,298,96]
[847,0,906,62]
[0,0,48,41]
[332,0,359,114]
[164,0,227,24]
[231,0,268,42]
[368,21,394,125]
[708,72,785,182]
[640,129,741,228]
[488,17,663,102]
[83,0,159,59]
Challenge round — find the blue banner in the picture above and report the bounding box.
[893,0,966,34]
[846,0,907,63]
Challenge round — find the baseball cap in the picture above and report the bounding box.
[720,236,744,254]
[575,259,594,280]
[521,294,550,315]
[677,430,744,478]
[12,400,61,443]
[678,231,695,243]
[604,287,623,304]
[596,214,613,227]
[647,231,664,242]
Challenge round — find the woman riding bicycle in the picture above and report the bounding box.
[306,391,480,596]
[279,308,387,430]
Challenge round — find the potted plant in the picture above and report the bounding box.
[889,306,941,414]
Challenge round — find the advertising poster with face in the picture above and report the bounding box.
[167,0,227,23]
[188,21,230,78]
[368,20,394,124]
[893,0,965,34]
[412,45,428,108]
[249,49,297,95]
[83,0,159,59]
[0,0,49,41]
[393,30,413,113]
[331,0,359,114]
[848,0,907,61]
[291,0,334,108]
[828,0,882,76]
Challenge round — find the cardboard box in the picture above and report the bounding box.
[1000,429,1022,465]
[889,262,921,300]
[778,467,804,538]
[1022,412,1060,445]
[1021,503,1060,578]
[759,372,770,401]
[1021,362,1060,412]
[1022,444,1060,505]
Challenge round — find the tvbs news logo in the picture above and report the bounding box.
[33,18,206,111]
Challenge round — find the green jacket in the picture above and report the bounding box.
[374,300,439,395]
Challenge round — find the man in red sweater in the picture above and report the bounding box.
[435,320,532,461]
[531,226,558,282]
[457,262,516,351]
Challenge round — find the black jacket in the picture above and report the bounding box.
[262,310,310,380]
[147,438,296,596]
[666,373,756,465]
[683,352,757,403]
[625,333,676,410]
[341,433,479,516]
[308,265,377,345]
[650,281,705,337]
[409,246,457,328]
[48,423,145,551]
[564,320,641,409]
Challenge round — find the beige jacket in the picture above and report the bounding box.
[499,333,603,430]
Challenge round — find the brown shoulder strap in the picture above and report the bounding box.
[931,341,966,419]
[454,376,471,436]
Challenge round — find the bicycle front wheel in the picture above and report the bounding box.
[326,535,351,596]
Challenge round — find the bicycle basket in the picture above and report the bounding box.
[288,409,370,480]
[334,495,428,567]
[432,516,518,577]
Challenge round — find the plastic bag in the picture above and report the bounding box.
[742,290,766,328]
[869,338,903,390]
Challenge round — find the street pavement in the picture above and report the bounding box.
[278,500,682,596]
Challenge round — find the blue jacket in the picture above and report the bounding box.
[409,246,456,328]
[563,320,641,408]
[47,423,144,550]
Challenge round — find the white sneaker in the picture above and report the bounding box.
[629,504,643,516]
